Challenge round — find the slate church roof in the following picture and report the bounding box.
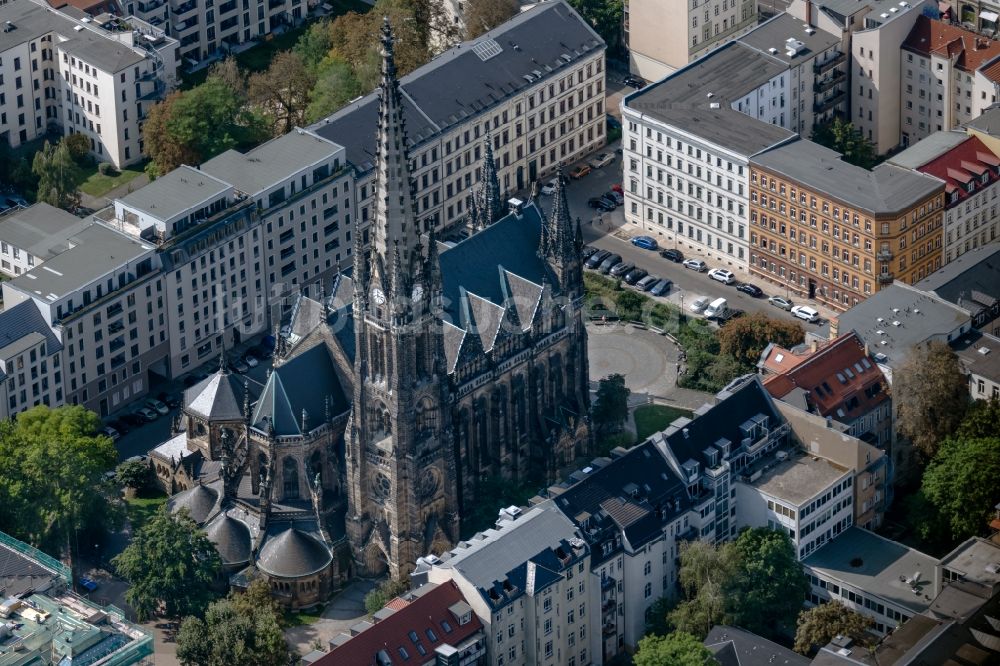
[257,525,333,578]
[251,344,350,436]
[204,514,253,566]
[184,366,246,422]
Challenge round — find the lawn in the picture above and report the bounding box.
[632,404,692,441]
[125,489,168,533]
[78,164,145,198]
[286,608,324,626]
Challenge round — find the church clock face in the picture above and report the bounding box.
[372,288,386,305]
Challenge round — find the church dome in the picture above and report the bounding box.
[168,483,219,524]
[205,515,252,565]
[258,527,332,578]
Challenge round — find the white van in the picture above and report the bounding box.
[704,297,728,319]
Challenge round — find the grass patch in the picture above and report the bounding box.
[125,489,168,533]
[633,404,692,441]
[78,164,145,197]
[286,608,324,626]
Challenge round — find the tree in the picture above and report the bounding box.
[329,0,431,90]
[112,508,221,620]
[463,0,520,39]
[207,57,247,97]
[32,140,80,210]
[668,540,737,637]
[811,118,878,169]
[305,56,362,123]
[729,527,810,638]
[615,289,646,320]
[63,133,93,164]
[295,20,335,74]
[0,406,118,556]
[592,374,630,437]
[143,92,199,174]
[717,312,804,368]
[634,632,715,666]
[894,341,969,459]
[567,0,624,54]
[248,51,317,136]
[176,582,288,666]
[794,601,873,655]
[922,435,1000,541]
[115,460,150,497]
[364,578,411,615]
[411,0,461,49]
[957,397,1000,439]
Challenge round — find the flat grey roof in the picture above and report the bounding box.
[915,243,1000,309]
[751,140,944,215]
[0,0,67,47]
[887,131,970,170]
[939,537,1000,589]
[0,203,90,260]
[749,451,850,506]
[953,330,1000,383]
[965,104,1000,136]
[804,526,939,614]
[117,165,231,221]
[57,31,144,72]
[311,0,604,171]
[201,129,342,196]
[837,283,971,367]
[738,13,841,67]
[8,224,155,300]
[812,0,917,22]
[624,41,796,156]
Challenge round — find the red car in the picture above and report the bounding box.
[611,183,623,194]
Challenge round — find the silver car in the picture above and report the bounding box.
[768,295,793,311]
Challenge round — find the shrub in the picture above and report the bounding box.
[98,162,116,176]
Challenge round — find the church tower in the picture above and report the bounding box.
[345,18,459,580]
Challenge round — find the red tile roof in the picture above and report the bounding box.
[903,16,1000,74]
[761,332,889,423]
[316,581,483,666]
[916,135,1000,208]
[384,597,411,611]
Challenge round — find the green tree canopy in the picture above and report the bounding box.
[922,435,1000,541]
[717,312,804,368]
[115,460,151,491]
[463,0,520,39]
[634,632,715,666]
[32,140,80,210]
[176,581,288,666]
[0,405,118,556]
[567,0,624,54]
[592,373,630,437]
[811,118,878,169]
[364,578,410,615]
[893,340,969,459]
[956,397,1000,439]
[112,508,221,620]
[305,56,362,124]
[295,20,335,74]
[248,51,317,137]
[794,601,874,655]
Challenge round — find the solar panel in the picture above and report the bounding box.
[473,38,503,61]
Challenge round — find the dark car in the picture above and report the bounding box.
[623,268,648,285]
[659,248,684,262]
[582,245,599,259]
[109,419,130,435]
[736,283,764,297]
[120,413,144,427]
[624,75,646,89]
[650,279,673,296]
[609,261,634,278]
[606,190,624,205]
[158,392,181,409]
[586,249,611,269]
[256,343,275,360]
[599,254,623,274]
[587,197,615,211]
[716,308,746,325]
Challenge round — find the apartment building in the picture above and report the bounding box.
[624,0,758,80]
[748,139,945,312]
[311,0,606,239]
[412,503,597,666]
[0,202,89,277]
[916,242,1000,331]
[953,330,1000,400]
[900,16,1000,145]
[0,0,178,167]
[0,299,64,420]
[889,133,1000,262]
[543,440,703,659]
[758,331,893,447]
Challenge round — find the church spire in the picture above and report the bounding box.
[547,164,575,267]
[373,17,419,267]
[479,130,503,226]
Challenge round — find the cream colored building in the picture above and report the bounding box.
[625,0,758,80]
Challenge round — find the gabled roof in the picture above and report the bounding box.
[761,332,889,424]
[316,582,484,666]
[251,344,349,436]
[902,16,1000,76]
[915,242,1000,312]
[184,367,246,422]
[912,135,1000,207]
[0,203,90,261]
[0,300,62,363]
[705,626,810,666]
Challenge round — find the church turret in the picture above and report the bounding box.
[479,130,504,225]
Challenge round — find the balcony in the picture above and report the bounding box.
[878,273,894,285]
[137,0,165,11]
[603,623,617,637]
[173,0,197,16]
[813,70,845,94]
[814,51,846,75]
[876,249,893,261]
[813,89,846,114]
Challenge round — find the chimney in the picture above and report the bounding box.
[805,0,812,26]
[826,415,833,428]
[811,339,819,353]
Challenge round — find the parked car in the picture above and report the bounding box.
[587,197,615,211]
[708,268,736,284]
[704,297,729,319]
[611,183,623,194]
[736,283,764,297]
[683,259,707,272]
[609,261,634,277]
[598,254,622,274]
[120,413,144,427]
[623,267,648,285]
[582,245,599,259]
[158,392,181,409]
[589,152,615,169]
[109,419,130,435]
[635,275,659,291]
[586,249,611,269]
[631,235,658,250]
[605,190,624,205]
[243,352,259,368]
[791,305,820,323]
[229,358,250,374]
[689,296,710,313]
[650,279,673,296]
[768,295,794,311]
[146,399,170,416]
[78,578,99,592]
[659,248,684,262]
[716,308,745,325]
[569,165,591,179]
[136,407,158,422]
[540,179,558,195]
[623,75,647,89]
[101,426,121,441]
